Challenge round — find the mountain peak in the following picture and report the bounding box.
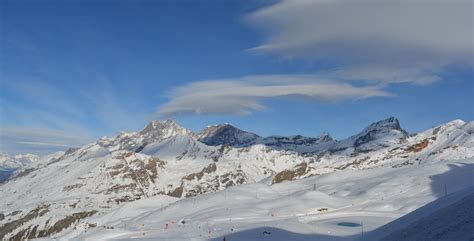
[198,123,260,146]
[140,120,193,139]
[364,117,403,132]
[142,119,176,130]
[317,132,333,143]
[351,117,408,152]
[441,119,466,127]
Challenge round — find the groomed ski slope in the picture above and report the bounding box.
[57,158,473,241]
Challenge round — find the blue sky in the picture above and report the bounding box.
[1,0,473,154]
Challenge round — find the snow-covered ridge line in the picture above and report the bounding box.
[0,117,473,240]
[186,116,407,154]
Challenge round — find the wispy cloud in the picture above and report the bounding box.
[0,74,145,154]
[0,127,94,155]
[326,65,442,86]
[246,0,473,83]
[156,1,471,117]
[79,76,146,134]
[15,141,77,148]
[157,75,391,116]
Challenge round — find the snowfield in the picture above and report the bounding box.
[65,159,473,241]
[0,117,473,240]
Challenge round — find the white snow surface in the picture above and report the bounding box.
[67,159,474,241]
[0,118,473,240]
[0,152,39,170]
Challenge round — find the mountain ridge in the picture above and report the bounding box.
[197,117,408,154]
[0,117,473,240]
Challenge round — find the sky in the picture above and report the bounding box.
[0,0,473,155]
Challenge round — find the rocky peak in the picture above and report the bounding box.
[198,125,336,153]
[140,120,194,140]
[352,117,408,152]
[198,124,260,146]
[97,120,196,153]
[317,132,333,143]
[361,117,404,134]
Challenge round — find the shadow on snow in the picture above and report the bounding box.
[211,162,474,241]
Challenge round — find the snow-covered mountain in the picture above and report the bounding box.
[0,153,39,182]
[198,124,260,146]
[199,117,407,154]
[332,116,409,153]
[198,122,336,154]
[0,117,473,240]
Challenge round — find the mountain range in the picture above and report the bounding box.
[0,117,473,240]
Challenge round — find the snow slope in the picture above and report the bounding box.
[67,159,474,241]
[0,117,473,240]
[0,153,39,182]
[198,117,407,154]
[367,186,474,241]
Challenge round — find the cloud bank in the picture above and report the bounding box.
[157,75,390,116]
[0,127,93,155]
[247,0,473,68]
[156,0,472,117]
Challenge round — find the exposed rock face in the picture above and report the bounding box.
[272,163,309,184]
[167,186,184,198]
[260,134,335,153]
[198,124,260,146]
[7,210,97,241]
[198,124,335,154]
[106,158,160,193]
[317,132,333,143]
[197,118,409,154]
[140,120,195,141]
[352,117,409,152]
[406,139,430,153]
[0,204,50,239]
[97,120,195,153]
[181,165,247,198]
[182,163,217,181]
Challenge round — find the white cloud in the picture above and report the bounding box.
[326,65,442,85]
[0,127,93,155]
[247,0,473,81]
[15,141,74,147]
[157,75,391,116]
[0,75,146,155]
[158,0,471,117]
